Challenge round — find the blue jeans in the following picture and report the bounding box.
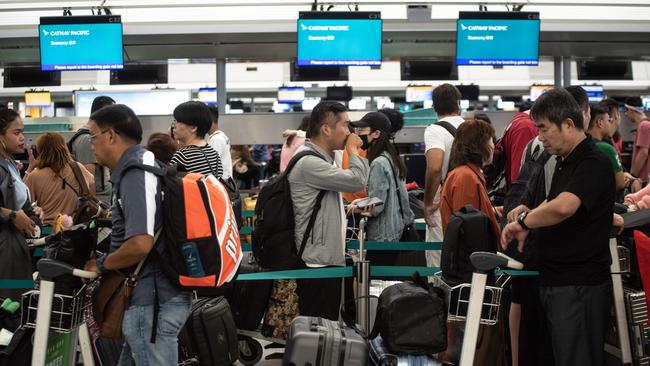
[118,294,192,366]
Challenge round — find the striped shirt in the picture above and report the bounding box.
[171,144,223,178]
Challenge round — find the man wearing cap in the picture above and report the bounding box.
[628,97,650,183]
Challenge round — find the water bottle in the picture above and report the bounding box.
[181,242,206,277]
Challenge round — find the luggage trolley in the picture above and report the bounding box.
[456,252,523,366]
[24,258,98,366]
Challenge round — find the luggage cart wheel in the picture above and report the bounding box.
[238,336,263,365]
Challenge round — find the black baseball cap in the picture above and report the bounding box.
[350,112,391,132]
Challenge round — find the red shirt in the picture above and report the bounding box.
[504,112,538,187]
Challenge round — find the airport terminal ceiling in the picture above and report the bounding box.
[0,0,649,64]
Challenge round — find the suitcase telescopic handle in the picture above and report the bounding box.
[469,252,524,272]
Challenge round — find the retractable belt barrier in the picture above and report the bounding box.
[4,237,544,290]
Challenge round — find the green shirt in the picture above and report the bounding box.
[594,138,623,173]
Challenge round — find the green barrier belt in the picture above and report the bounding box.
[239,227,254,235]
[241,243,251,252]
[0,280,35,289]
[347,241,442,251]
[415,222,427,231]
[236,266,353,280]
[242,211,256,218]
[371,266,440,277]
[34,247,43,257]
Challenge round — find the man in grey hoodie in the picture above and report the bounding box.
[289,101,369,320]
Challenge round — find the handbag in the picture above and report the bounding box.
[91,267,139,339]
[91,230,159,339]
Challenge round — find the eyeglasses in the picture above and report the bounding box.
[89,129,111,143]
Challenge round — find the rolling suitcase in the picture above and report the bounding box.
[369,335,452,366]
[624,288,650,366]
[179,297,239,366]
[283,316,367,366]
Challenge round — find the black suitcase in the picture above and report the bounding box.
[283,316,368,366]
[228,253,273,330]
[179,297,239,366]
[624,288,650,366]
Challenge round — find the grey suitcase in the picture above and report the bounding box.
[283,316,368,366]
[624,288,650,366]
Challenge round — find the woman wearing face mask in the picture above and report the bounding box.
[0,108,42,300]
[350,112,419,267]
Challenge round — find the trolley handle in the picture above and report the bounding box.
[31,223,90,247]
[470,251,524,272]
[37,258,99,281]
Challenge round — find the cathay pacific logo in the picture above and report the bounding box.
[42,29,49,36]
[301,24,350,31]
[460,23,509,31]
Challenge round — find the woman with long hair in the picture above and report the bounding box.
[351,112,419,267]
[0,108,42,300]
[24,132,94,226]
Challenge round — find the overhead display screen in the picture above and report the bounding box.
[456,12,540,66]
[197,88,217,104]
[39,15,124,71]
[277,87,305,104]
[297,11,382,67]
[582,85,604,102]
[25,91,52,107]
[530,85,553,101]
[406,86,433,103]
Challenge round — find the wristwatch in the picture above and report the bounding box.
[8,210,16,223]
[517,211,531,231]
[96,255,109,275]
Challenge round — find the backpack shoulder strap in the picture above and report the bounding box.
[284,149,328,261]
[435,121,457,138]
[67,129,90,155]
[537,151,552,166]
[114,162,168,214]
[285,150,326,175]
[68,162,91,198]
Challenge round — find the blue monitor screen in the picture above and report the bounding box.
[456,12,540,66]
[297,12,382,66]
[582,85,604,102]
[278,87,305,104]
[39,15,124,71]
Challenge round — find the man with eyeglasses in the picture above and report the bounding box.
[588,103,627,190]
[84,104,191,365]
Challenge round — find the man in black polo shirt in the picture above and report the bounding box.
[501,89,614,366]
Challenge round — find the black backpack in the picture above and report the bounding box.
[67,128,107,191]
[504,141,552,216]
[252,150,326,270]
[369,274,447,355]
[440,205,496,285]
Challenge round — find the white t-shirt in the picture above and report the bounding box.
[423,115,465,204]
[207,130,233,179]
